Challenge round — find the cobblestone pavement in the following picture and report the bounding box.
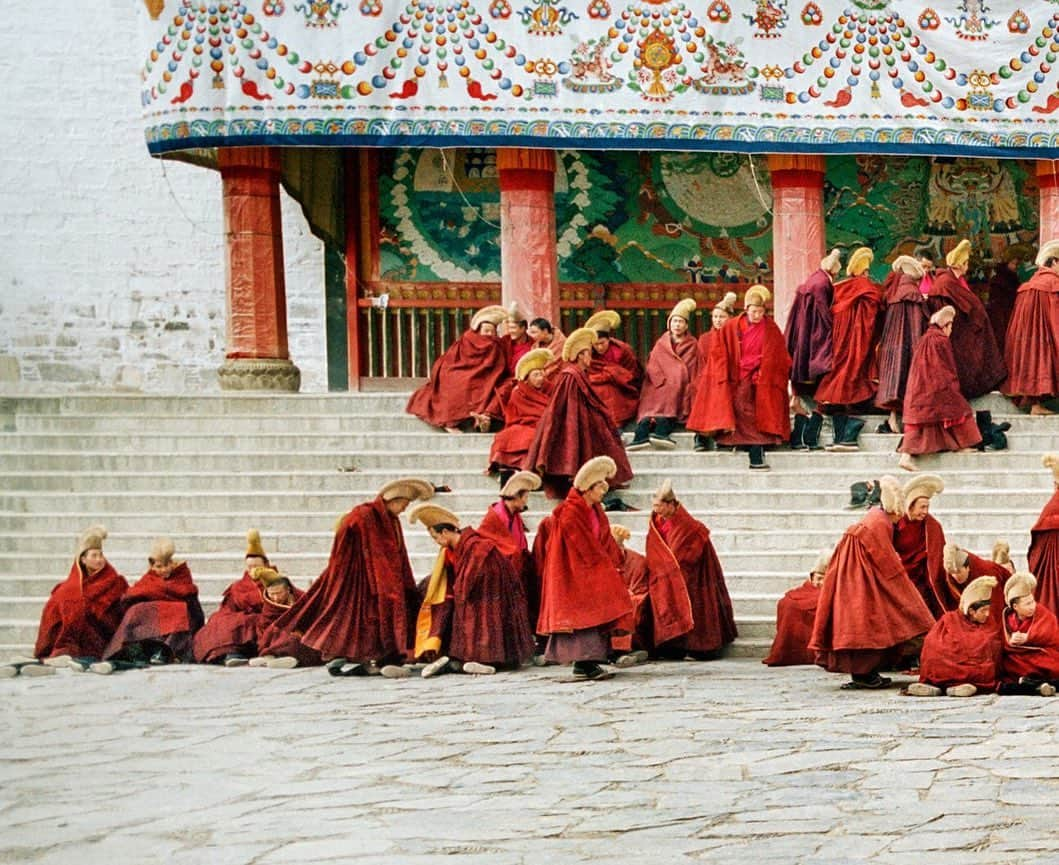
[3,659,1059,865]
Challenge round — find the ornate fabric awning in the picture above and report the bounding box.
[141,0,1059,158]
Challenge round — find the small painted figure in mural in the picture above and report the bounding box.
[690,292,737,453]
[583,310,644,428]
[744,0,788,38]
[945,0,998,39]
[1002,240,1059,415]
[875,256,930,435]
[563,35,622,92]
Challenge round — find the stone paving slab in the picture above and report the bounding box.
[2,659,1058,865]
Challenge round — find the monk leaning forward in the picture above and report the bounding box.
[763,549,831,667]
[1002,239,1059,415]
[251,568,323,670]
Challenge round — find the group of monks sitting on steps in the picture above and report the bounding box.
[407,236,1059,475]
[766,457,1059,696]
[12,460,736,682]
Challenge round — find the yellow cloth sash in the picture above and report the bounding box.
[414,548,449,659]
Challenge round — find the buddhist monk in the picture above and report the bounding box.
[1002,239,1059,415]
[500,302,533,374]
[989,245,1029,356]
[411,501,534,677]
[687,285,792,471]
[647,480,737,659]
[998,572,1059,695]
[251,569,324,670]
[892,473,949,619]
[897,306,982,472]
[406,304,510,434]
[1028,454,1059,614]
[809,476,935,689]
[906,576,1002,697]
[609,524,651,659]
[537,456,633,680]
[523,327,634,499]
[192,529,271,666]
[941,540,1014,633]
[487,348,553,484]
[628,297,700,451]
[692,292,736,452]
[763,549,831,667]
[815,247,883,452]
[585,309,644,428]
[528,316,565,362]
[874,255,930,435]
[786,249,841,434]
[33,525,128,668]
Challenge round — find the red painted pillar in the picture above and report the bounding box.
[216,147,301,391]
[768,155,827,331]
[1038,160,1059,244]
[497,148,560,326]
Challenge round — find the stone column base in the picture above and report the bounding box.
[217,358,301,392]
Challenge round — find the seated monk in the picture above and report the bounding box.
[1002,240,1059,415]
[763,549,831,667]
[33,524,128,668]
[585,309,644,428]
[251,569,323,670]
[500,302,534,375]
[941,540,1014,631]
[406,304,510,434]
[411,501,534,678]
[528,316,566,364]
[487,349,554,484]
[609,525,651,661]
[193,529,271,667]
[998,572,1059,696]
[98,537,205,672]
[906,576,1002,697]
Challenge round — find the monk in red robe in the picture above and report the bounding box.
[892,473,949,618]
[585,309,643,428]
[249,570,324,669]
[809,476,935,689]
[941,541,1014,635]
[1002,240,1059,414]
[487,348,553,482]
[989,246,1029,357]
[528,316,566,364]
[926,238,1006,398]
[193,529,271,666]
[1027,454,1059,615]
[687,284,792,471]
[647,480,736,659]
[609,525,651,656]
[897,306,982,472]
[34,524,128,666]
[999,572,1059,695]
[875,256,930,434]
[628,297,700,450]
[763,550,830,667]
[406,304,510,433]
[785,248,840,409]
[523,327,634,499]
[692,292,737,452]
[411,502,534,677]
[499,302,534,374]
[537,456,633,680]
[101,537,204,667]
[815,247,883,451]
[906,576,1002,697]
[270,478,434,676]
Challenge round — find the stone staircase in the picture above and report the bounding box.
[1,392,1056,659]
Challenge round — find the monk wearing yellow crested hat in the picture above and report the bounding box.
[584,309,644,427]
[487,348,554,482]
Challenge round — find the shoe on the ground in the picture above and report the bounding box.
[1039,682,1057,697]
[825,443,860,452]
[614,650,649,668]
[946,683,977,698]
[380,664,411,679]
[267,656,298,669]
[0,664,17,678]
[462,661,496,676]
[842,673,893,690]
[748,463,771,471]
[223,654,248,668]
[331,662,368,677]
[8,655,38,665]
[149,650,167,666]
[649,435,676,451]
[626,438,650,451]
[906,682,942,697]
[17,662,56,678]
[693,443,707,453]
[67,657,92,672]
[421,655,451,679]
[572,661,612,680]
[43,654,73,668]
[89,662,115,676]
[325,657,348,673]
[248,656,272,668]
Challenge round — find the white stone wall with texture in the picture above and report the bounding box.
[0,2,327,393]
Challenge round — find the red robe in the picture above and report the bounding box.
[477,502,540,631]
[762,580,820,667]
[810,508,935,673]
[1001,604,1059,682]
[1028,489,1059,616]
[270,497,419,663]
[34,561,129,660]
[1003,267,1059,400]
[785,267,834,392]
[874,272,929,411]
[919,609,1002,691]
[647,505,736,652]
[500,333,534,375]
[406,329,510,428]
[588,338,643,427]
[636,332,700,422]
[814,274,883,408]
[523,363,634,498]
[892,514,948,618]
[256,586,324,666]
[687,314,792,444]
[192,571,264,663]
[613,546,651,652]
[102,563,204,661]
[487,380,552,472]
[537,488,632,635]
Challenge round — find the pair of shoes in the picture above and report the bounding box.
[421,655,451,679]
[223,654,248,668]
[89,662,115,676]
[267,656,298,670]
[462,661,496,676]
[614,650,649,668]
[380,664,411,679]
[1039,682,1057,697]
[572,661,615,681]
[248,656,273,668]
[946,683,977,698]
[626,438,650,451]
[905,682,942,697]
[649,435,676,450]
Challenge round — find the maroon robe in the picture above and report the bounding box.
[487,380,552,473]
[919,609,1002,691]
[927,267,1006,398]
[34,560,129,660]
[785,267,834,394]
[874,272,929,411]
[900,324,982,456]
[893,513,948,618]
[588,338,643,427]
[988,263,1020,356]
[192,571,264,663]
[815,274,883,408]
[1028,489,1059,616]
[636,332,700,422]
[256,586,324,666]
[1002,267,1059,401]
[810,507,935,675]
[613,546,651,652]
[477,502,540,631]
[270,497,420,663]
[1001,604,1059,682]
[961,551,1014,636]
[103,563,204,661]
[406,329,510,428]
[523,362,634,499]
[500,333,534,374]
[763,580,820,667]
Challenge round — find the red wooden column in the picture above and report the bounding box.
[216,147,301,391]
[497,148,560,325]
[768,155,827,331]
[1038,160,1059,244]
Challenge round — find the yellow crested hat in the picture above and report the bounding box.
[500,471,542,499]
[891,255,925,278]
[573,456,617,492]
[408,501,461,530]
[562,327,597,362]
[846,247,874,277]
[378,478,435,503]
[744,285,771,308]
[946,239,971,268]
[960,576,997,615]
[515,347,552,380]
[245,528,267,560]
[470,305,508,331]
[668,297,696,325]
[584,309,621,335]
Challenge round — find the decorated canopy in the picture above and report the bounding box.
[141,0,1059,158]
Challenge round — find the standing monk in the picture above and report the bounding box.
[585,310,644,428]
[687,285,792,471]
[875,255,930,434]
[763,550,831,667]
[893,473,949,618]
[691,292,737,452]
[815,247,883,452]
[537,456,633,680]
[809,476,935,689]
[487,348,553,484]
[1002,240,1059,415]
[1028,454,1059,614]
[628,297,700,451]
